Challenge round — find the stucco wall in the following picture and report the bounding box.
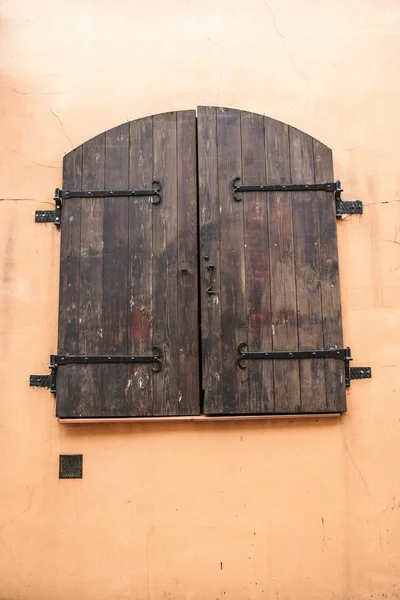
[1,1,400,598]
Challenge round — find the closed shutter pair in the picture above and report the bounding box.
[50,107,359,418]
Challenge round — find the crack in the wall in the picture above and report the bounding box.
[0,79,70,96]
[364,199,400,207]
[0,198,53,204]
[364,231,400,247]
[0,533,19,565]
[262,1,309,83]
[340,428,397,571]
[0,486,37,532]
[2,145,60,169]
[49,106,74,148]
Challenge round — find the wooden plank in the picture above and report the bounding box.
[241,111,274,412]
[128,116,154,415]
[102,124,129,416]
[176,111,200,415]
[289,127,326,412]
[56,146,82,418]
[197,106,223,413]
[77,133,106,417]
[313,139,346,412]
[265,118,300,413]
[216,107,247,413]
[152,112,178,415]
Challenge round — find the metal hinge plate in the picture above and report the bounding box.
[336,201,363,217]
[29,366,57,393]
[35,189,62,227]
[349,366,372,381]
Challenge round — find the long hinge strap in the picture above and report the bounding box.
[35,181,162,227]
[56,180,162,202]
[237,344,371,387]
[232,177,363,218]
[30,349,162,394]
[53,348,162,372]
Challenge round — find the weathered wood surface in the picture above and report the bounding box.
[56,111,200,418]
[265,119,300,413]
[57,107,345,418]
[198,107,346,414]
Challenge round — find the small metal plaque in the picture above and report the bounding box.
[59,454,83,479]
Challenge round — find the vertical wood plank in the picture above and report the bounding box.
[290,127,326,412]
[177,111,200,415]
[265,118,300,413]
[216,108,247,413]
[313,140,346,412]
[102,124,129,416]
[78,133,106,417]
[152,112,178,415]
[128,117,154,415]
[241,111,274,412]
[197,106,223,413]
[56,146,82,418]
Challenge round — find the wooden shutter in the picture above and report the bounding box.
[56,111,199,418]
[198,106,346,414]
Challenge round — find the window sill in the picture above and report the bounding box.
[59,413,341,424]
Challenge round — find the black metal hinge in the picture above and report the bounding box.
[35,181,162,227]
[336,200,363,217]
[29,356,57,393]
[232,178,363,219]
[30,349,163,394]
[237,344,371,387]
[35,189,62,227]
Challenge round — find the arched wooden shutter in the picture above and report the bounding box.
[198,107,346,414]
[56,111,200,418]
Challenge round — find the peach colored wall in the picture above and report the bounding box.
[0,0,399,598]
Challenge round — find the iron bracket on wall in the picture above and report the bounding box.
[35,181,162,227]
[29,355,58,393]
[232,177,363,218]
[35,189,63,227]
[237,344,371,387]
[30,348,162,394]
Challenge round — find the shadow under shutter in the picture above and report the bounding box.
[56,111,200,418]
[198,106,346,414]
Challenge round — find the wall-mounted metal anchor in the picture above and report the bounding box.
[35,188,62,227]
[29,355,57,393]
